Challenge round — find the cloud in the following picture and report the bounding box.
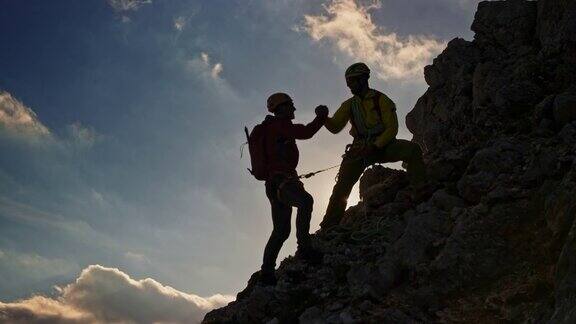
[0,265,234,324]
[174,16,187,32]
[0,296,93,323]
[187,52,224,80]
[0,90,103,151]
[124,251,151,265]
[107,0,152,12]
[0,91,51,140]
[211,63,223,79]
[299,0,445,81]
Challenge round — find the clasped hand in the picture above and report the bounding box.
[315,105,329,118]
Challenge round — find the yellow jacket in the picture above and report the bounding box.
[325,89,398,148]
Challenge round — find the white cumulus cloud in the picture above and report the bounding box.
[300,0,446,81]
[0,265,234,324]
[0,91,51,139]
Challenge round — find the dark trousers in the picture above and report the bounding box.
[261,175,314,274]
[321,139,427,228]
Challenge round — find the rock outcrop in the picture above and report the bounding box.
[204,0,576,322]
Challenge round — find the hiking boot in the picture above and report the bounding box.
[259,271,277,286]
[295,246,324,266]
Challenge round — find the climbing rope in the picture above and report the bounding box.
[298,164,340,179]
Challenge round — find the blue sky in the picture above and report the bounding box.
[0,0,479,321]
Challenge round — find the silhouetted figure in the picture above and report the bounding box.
[255,93,328,286]
[320,63,428,230]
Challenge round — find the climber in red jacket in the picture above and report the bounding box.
[258,93,328,286]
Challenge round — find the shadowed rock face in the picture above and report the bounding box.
[203,0,576,323]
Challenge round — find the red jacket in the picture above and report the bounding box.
[262,115,325,177]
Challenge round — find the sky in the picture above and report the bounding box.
[0,0,480,322]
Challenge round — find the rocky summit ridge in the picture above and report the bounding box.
[204,0,576,322]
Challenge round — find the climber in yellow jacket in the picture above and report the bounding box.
[320,62,428,230]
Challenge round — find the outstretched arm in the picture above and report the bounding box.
[324,102,350,134]
[281,106,329,140]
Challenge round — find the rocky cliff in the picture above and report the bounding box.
[204,0,576,322]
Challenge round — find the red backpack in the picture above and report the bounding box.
[244,123,269,180]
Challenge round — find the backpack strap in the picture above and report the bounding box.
[372,94,383,124]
